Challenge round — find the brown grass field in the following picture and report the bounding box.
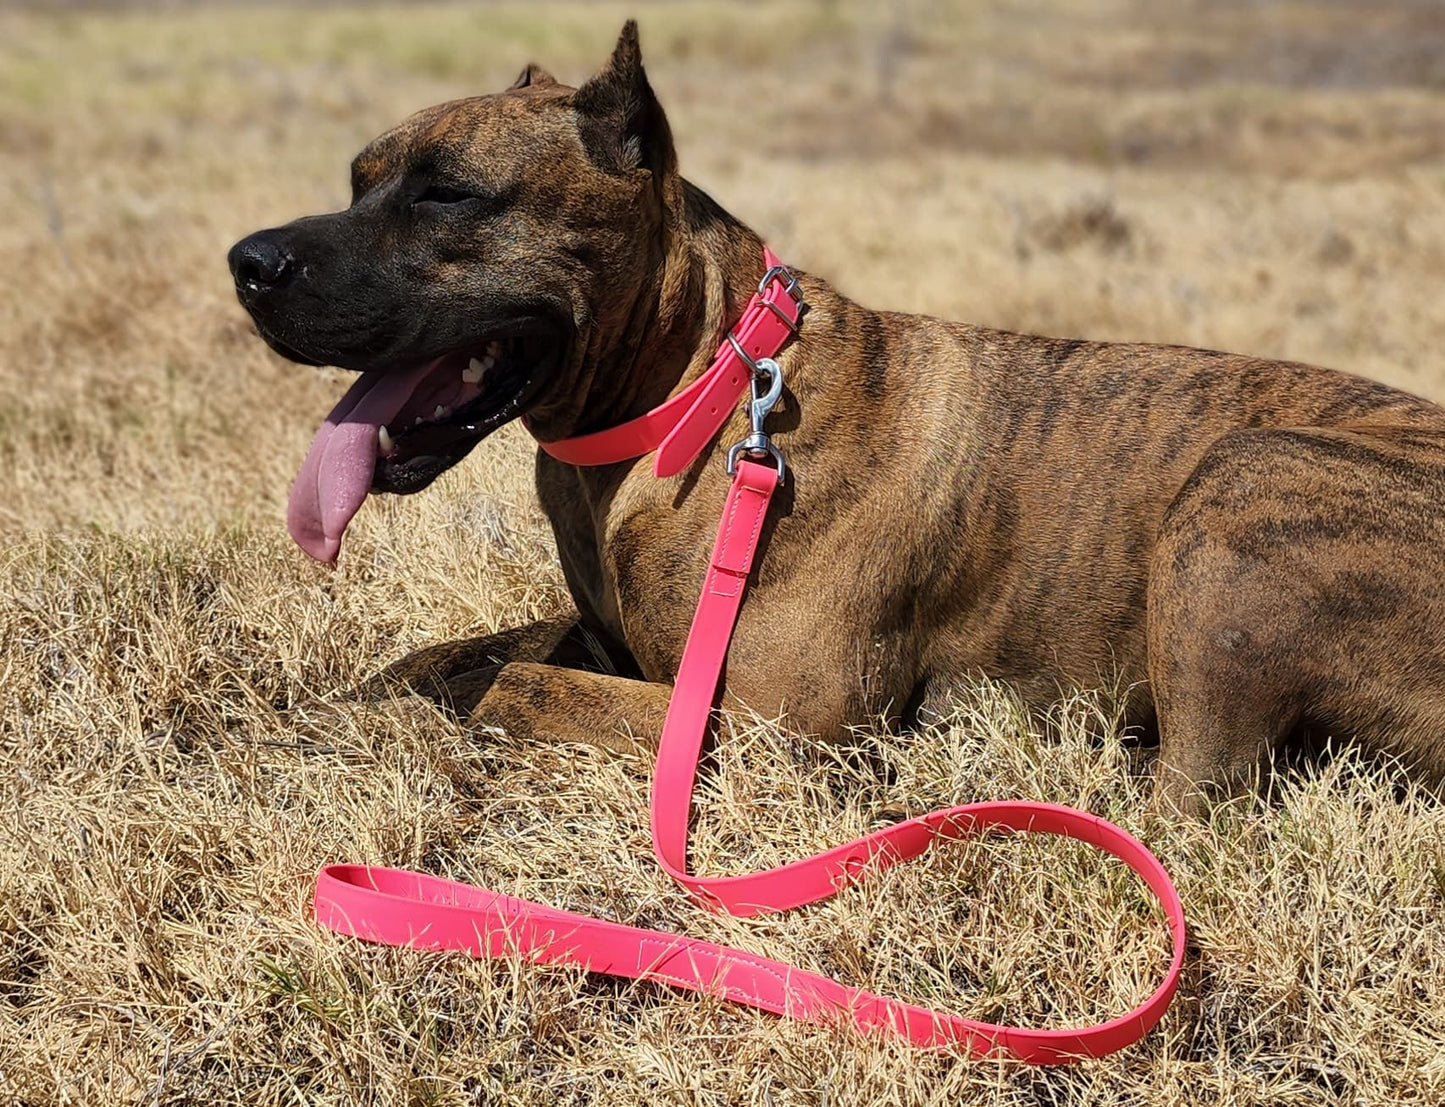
[3,1,1445,1103]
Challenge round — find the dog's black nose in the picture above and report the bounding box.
[229,232,294,291]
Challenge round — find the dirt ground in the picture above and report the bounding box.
[1,2,1443,1103]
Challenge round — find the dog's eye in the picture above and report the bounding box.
[413,184,483,208]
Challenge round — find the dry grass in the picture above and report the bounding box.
[2,1,1445,1103]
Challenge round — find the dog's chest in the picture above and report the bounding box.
[598,486,725,680]
[539,457,717,680]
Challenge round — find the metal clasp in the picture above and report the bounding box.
[726,357,787,483]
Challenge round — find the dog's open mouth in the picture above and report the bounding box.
[287,324,555,563]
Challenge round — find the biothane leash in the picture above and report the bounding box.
[313,249,1187,1062]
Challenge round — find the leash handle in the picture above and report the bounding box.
[314,459,1186,1063]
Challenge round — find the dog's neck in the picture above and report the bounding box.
[527,181,773,443]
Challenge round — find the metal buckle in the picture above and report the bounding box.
[758,264,802,301]
[725,357,787,484]
[757,265,806,329]
[725,264,806,363]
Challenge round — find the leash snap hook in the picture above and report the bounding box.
[748,357,784,425]
[726,357,787,483]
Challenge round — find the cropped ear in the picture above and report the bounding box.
[572,20,676,179]
[508,63,556,90]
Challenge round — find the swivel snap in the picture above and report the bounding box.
[726,358,787,483]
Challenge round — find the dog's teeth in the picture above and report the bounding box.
[377,425,394,455]
[462,357,485,384]
[414,416,423,425]
[434,405,447,419]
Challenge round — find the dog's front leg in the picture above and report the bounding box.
[463,662,672,756]
[353,615,637,715]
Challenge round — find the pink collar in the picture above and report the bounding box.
[536,247,806,475]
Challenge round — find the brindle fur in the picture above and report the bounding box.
[234,24,1445,814]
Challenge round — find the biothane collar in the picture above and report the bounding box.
[534,248,805,476]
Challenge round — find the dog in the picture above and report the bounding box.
[229,21,1445,815]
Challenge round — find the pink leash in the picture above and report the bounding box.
[313,251,1186,1063]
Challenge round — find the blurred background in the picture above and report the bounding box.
[3,0,1445,534]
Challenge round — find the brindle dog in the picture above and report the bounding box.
[229,22,1445,814]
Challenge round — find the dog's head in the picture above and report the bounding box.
[228,21,677,561]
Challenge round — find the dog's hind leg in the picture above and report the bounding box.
[1146,544,1305,816]
[1148,424,1445,815]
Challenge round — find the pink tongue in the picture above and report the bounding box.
[286,360,441,563]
